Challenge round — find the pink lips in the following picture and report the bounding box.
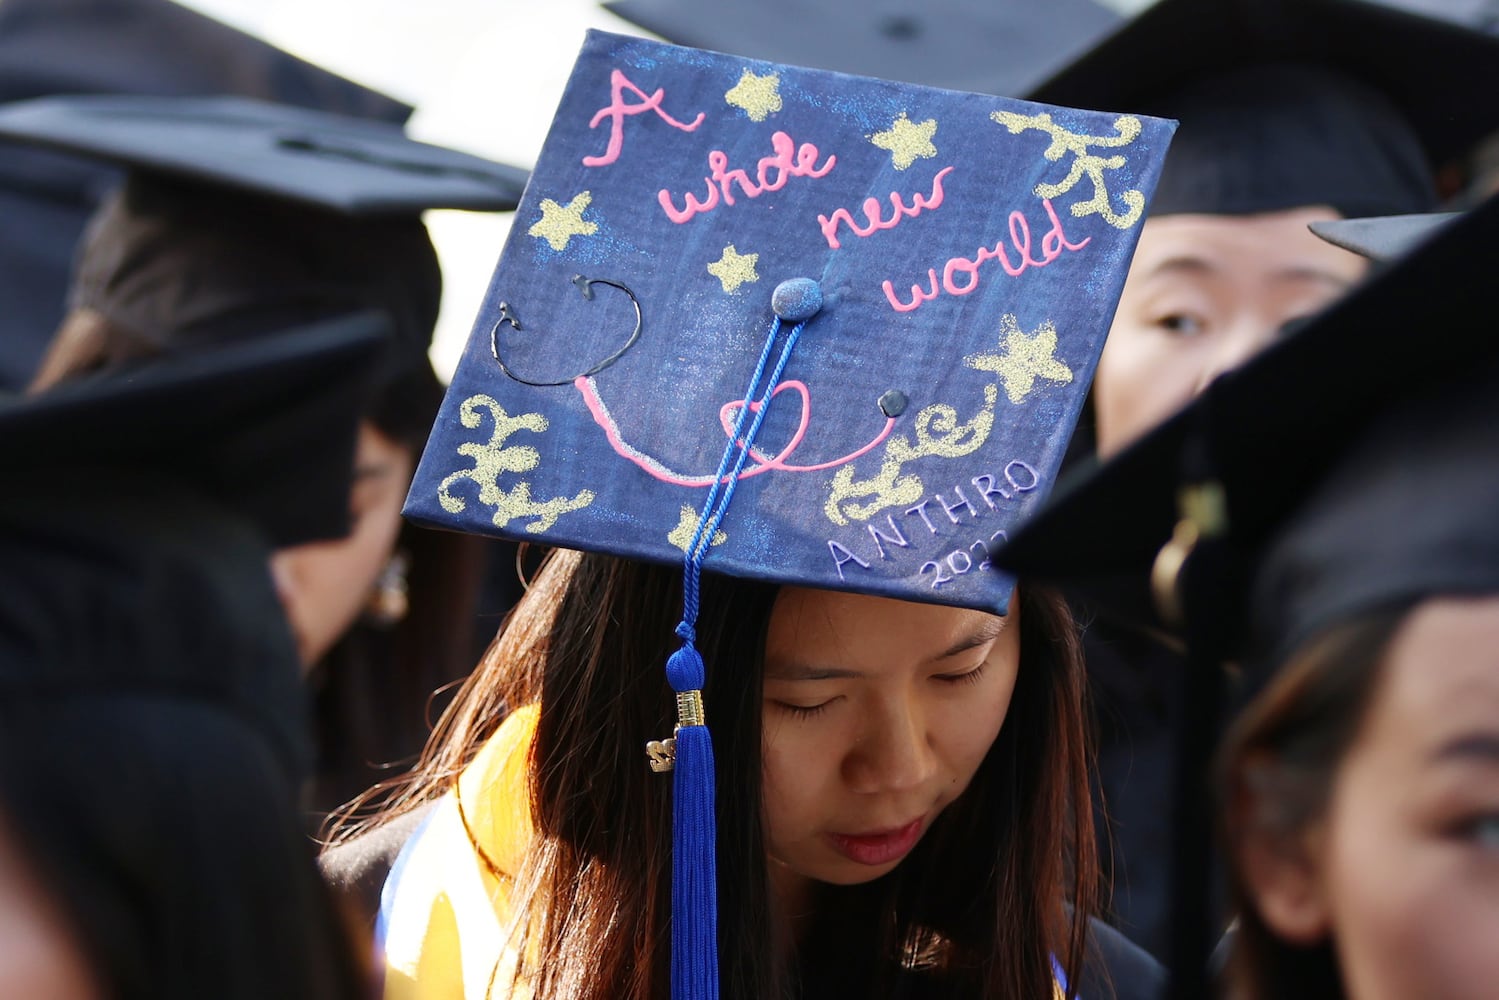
[827,818,925,866]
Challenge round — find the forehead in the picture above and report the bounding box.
[766,585,1007,660]
[1128,208,1366,281]
[408,31,1174,614]
[1370,596,1499,741]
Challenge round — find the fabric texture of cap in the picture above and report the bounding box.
[992,190,1499,672]
[1027,0,1499,217]
[0,93,528,215]
[6,311,388,548]
[603,0,1122,97]
[406,29,1176,616]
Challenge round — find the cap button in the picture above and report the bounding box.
[771,278,823,322]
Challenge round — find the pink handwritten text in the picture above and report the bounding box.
[882,199,1090,313]
[583,69,705,168]
[817,166,955,249]
[658,130,836,224]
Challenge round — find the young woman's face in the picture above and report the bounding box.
[760,587,1021,898]
[268,422,414,668]
[1254,596,1499,1000]
[1093,206,1366,457]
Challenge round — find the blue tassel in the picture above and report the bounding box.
[666,644,717,1000]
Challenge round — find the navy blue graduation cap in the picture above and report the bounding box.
[993,191,1499,1000]
[1028,0,1499,218]
[408,29,1174,1000]
[602,0,1122,96]
[0,0,413,391]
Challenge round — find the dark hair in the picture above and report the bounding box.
[1217,610,1408,1000]
[338,549,1099,998]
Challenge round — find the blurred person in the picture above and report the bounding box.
[0,319,385,1000]
[1022,0,1499,959]
[995,197,1499,998]
[6,93,528,816]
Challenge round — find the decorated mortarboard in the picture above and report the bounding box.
[1027,0,1499,218]
[0,94,528,215]
[602,0,1122,97]
[992,192,1499,1000]
[407,29,1173,1000]
[7,311,388,548]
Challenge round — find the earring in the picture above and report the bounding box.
[365,551,409,627]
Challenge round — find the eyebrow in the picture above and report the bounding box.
[763,618,1008,682]
[1142,255,1216,280]
[1269,266,1356,290]
[1431,733,1499,765]
[352,461,396,481]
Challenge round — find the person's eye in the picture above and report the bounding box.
[770,698,837,719]
[1154,311,1207,337]
[933,663,987,686]
[1459,814,1499,849]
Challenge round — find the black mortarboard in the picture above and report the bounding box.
[993,192,1499,1000]
[6,311,388,549]
[0,94,528,406]
[0,0,414,391]
[1309,210,1460,260]
[1029,0,1499,217]
[601,0,1122,96]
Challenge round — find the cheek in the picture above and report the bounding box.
[760,716,839,842]
[1324,776,1499,1000]
[1093,324,1204,455]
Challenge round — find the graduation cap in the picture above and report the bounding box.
[0,93,527,215]
[7,311,389,549]
[0,313,389,794]
[1028,0,1499,217]
[0,0,414,392]
[993,191,1499,1000]
[406,29,1174,998]
[0,93,529,409]
[601,0,1123,97]
[1309,210,1461,259]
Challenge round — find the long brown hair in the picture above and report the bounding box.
[339,548,1100,999]
[1217,610,1407,1000]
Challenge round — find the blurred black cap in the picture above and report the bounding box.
[1309,210,1461,259]
[602,0,1122,96]
[1028,0,1499,218]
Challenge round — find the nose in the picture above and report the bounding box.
[842,699,938,795]
[1193,318,1277,395]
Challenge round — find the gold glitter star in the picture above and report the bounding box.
[724,69,783,122]
[965,315,1074,404]
[871,112,938,170]
[669,505,727,553]
[528,191,599,252]
[706,244,760,293]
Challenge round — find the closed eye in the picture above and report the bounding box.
[933,662,987,686]
[771,698,838,719]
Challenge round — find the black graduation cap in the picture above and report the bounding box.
[601,0,1123,96]
[0,93,528,215]
[1028,0,1499,217]
[0,0,414,392]
[0,93,529,406]
[5,311,389,549]
[1309,210,1461,259]
[993,192,1499,999]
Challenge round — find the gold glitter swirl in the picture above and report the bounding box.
[989,110,1146,229]
[437,394,594,533]
[668,505,728,553]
